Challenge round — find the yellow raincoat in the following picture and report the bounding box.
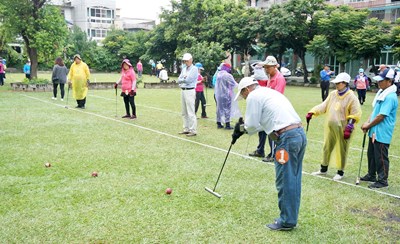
[68,61,90,100]
[309,89,361,170]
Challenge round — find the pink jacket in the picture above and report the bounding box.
[136,62,143,71]
[118,67,137,92]
[195,74,204,92]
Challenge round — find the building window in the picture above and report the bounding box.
[87,7,114,24]
[89,29,107,38]
[391,8,400,23]
[370,10,385,20]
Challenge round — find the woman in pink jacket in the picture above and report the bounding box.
[114,59,137,119]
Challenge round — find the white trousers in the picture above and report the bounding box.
[181,89,197,133]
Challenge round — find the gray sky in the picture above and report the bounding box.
[116,0,172,22]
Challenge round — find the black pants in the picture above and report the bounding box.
[195,91,207,117]
[0,73,4,86]
[77,97,86,108]
[123,95,136,116]
[321,81,330,101]
[367,138,390,185]
[255,131,267,156]
[53,83,65,99]
[356,89,366,104]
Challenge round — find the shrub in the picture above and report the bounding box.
[22,77,50,85]
[310,77,318,84]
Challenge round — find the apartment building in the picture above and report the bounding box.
[51,0,155,42]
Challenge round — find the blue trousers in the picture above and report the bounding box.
[274,127,307,227]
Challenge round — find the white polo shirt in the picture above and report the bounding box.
[245,87,301,135]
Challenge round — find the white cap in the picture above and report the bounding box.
[182,53,192,61]
[234,77,259,101]
[331,72,351,84]
[258,56,278,66]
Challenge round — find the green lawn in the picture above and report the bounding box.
[1,75,399,242]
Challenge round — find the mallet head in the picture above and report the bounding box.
[205,187,222,198]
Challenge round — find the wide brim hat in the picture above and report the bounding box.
[234,77,259,101]
[331,72,351,83]
[121,59,132,67]
[258,56,278,66]
[73,54,82,60]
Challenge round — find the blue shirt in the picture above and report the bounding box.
[369,92,398,144]
[178,64,198,89]
[23,64,31,74]
[320,69,331,81]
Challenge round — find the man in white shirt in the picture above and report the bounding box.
[232,77,307,231]
[177,53,198,137]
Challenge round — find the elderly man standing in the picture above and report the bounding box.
[249,56,286,162]
[360,68,398,188]
[178,53,198,137]
[232,77,307,231]
[67,54,90,109]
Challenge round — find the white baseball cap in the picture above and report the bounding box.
[234,77,259,101]
[258,56,278,66]
[182,53,192,61]
[331,72,351,84]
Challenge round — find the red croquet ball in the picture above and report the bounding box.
[165,188,172,195]
[91,171,98,177]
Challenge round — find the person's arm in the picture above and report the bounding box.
[361,114,385,132]
[244,98,263,135]
[51,66,57,81]
[183,66,198,85]
[178,67,186,83]
[84,63,91,83]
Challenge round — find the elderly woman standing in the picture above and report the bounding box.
[114,59,137,119]
[307,73,362,181]
[215,63,241,129]
[67,54,90,109]
[51,57,68,101]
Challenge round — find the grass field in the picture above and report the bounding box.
[1,72,400,242]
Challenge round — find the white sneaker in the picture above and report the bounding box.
[61,99,64,101]
[52,97,57,100]
[333,174,343,181]
[311,170,327,176]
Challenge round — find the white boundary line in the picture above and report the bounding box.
[92,94,400,160]
[21,94,400,200]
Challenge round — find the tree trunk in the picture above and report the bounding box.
[299,53,309,83]
[339,63,345,73]
[22,35,38,79]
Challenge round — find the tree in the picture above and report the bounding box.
[312,5,369,71]
[261,0,326,82]
[147,0,262,69]
[346,18,391,63]
[389,18,400,61]
[0,0,68,78]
